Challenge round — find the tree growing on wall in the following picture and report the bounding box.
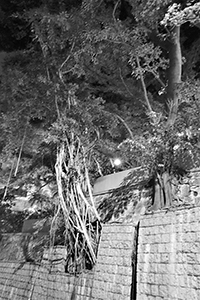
[0,0,200,268]
[61,0,200,208]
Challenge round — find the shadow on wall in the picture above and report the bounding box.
[94,168,152,222]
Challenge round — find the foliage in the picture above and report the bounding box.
[0,192,28,234]
[0,0,200,269]
[119,122,200,174]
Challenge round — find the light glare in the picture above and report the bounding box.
[114,158,122,166]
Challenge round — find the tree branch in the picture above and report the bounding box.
[166,25,182,126]
[150,70,166,88]
[119,67,134,97]
[114,113,134,140]
[58,40,75,85]
[113,0,121,23]
[136,56,153,114]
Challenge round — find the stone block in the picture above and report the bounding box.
[91,288,107,299]
[136,293,149,300]
[137,254,145,264]
[154,273,162,285]
[186,252,197,264]
[111,240,133,249]
[110,284,124,294]
[158,284,169,298]
[149,262,158,273]
[178,274,190,287]
[146,296,157,300]
[138,271,148,283]
[119,248,132,258]
[137,243,148,254]
[157,263,168,274]
[140,217,154,227]
[161,234,170,243]
[137,282,151,295]
[137,262,145,273]
[158,244,166,253]
[114,224,134,234]
[176,263,188,275]
[146,273,155,284]
[115,274,131,286]
[188,264,200,276]
[121,256,131,267]
[176,252,187,264]
[112,292,126,300]
[150,244,159,253]
[117,266,132,276]
[167,286,179,298]
[152,234,161,244]
[161,253,169,263]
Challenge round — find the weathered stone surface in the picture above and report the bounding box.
[0,224,135,300]
[137,203,200,300]
[0,169,200,300]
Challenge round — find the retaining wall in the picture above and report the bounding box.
[1,169,200,299]
[137,205,200,300]
[0,224,135,300]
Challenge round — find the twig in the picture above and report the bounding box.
[114,113,134,140]
[113,0,121,23]
[14,123,28,177]
[83,154,100,220]
[3,158,16,200]
[150,70,166,88]
[58,40,75,85]
[55,95,61,120]
[50,204,61,250]
[55,145,70,228]
[136,56,154,114]
[70,187,96,263]
[119,68,134,97]
[46,67,51,81]
[93,157,103,176]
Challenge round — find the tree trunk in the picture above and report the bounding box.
[151,178,164,211]
[162,172,173,207]
[151,172,173,211]
[166,25,182,126]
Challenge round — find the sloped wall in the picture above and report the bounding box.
[0,224,135,300]
[137,205,200,300]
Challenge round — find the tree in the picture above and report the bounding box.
[0,0,200,268]
[75,0,200,208]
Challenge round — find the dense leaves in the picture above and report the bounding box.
[0,0,200,269]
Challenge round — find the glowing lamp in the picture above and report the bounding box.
[113,158,122,166]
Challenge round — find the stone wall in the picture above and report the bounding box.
[0,224,135,300]
[1,169,200,299]
[137,205,200,300]
[175,168,200,205]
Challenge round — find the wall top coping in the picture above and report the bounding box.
[144,203,200,218]
[103,222,135,227]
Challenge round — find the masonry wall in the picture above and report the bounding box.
[137,205,200,300]
[0,224,135,300]
[1,169,200,300]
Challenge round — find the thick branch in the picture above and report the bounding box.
[166,25,182,126]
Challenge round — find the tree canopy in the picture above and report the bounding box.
[0,0,200,271]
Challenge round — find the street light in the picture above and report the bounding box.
[113,158,122,167]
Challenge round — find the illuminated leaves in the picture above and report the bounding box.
[161,2,200,26]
